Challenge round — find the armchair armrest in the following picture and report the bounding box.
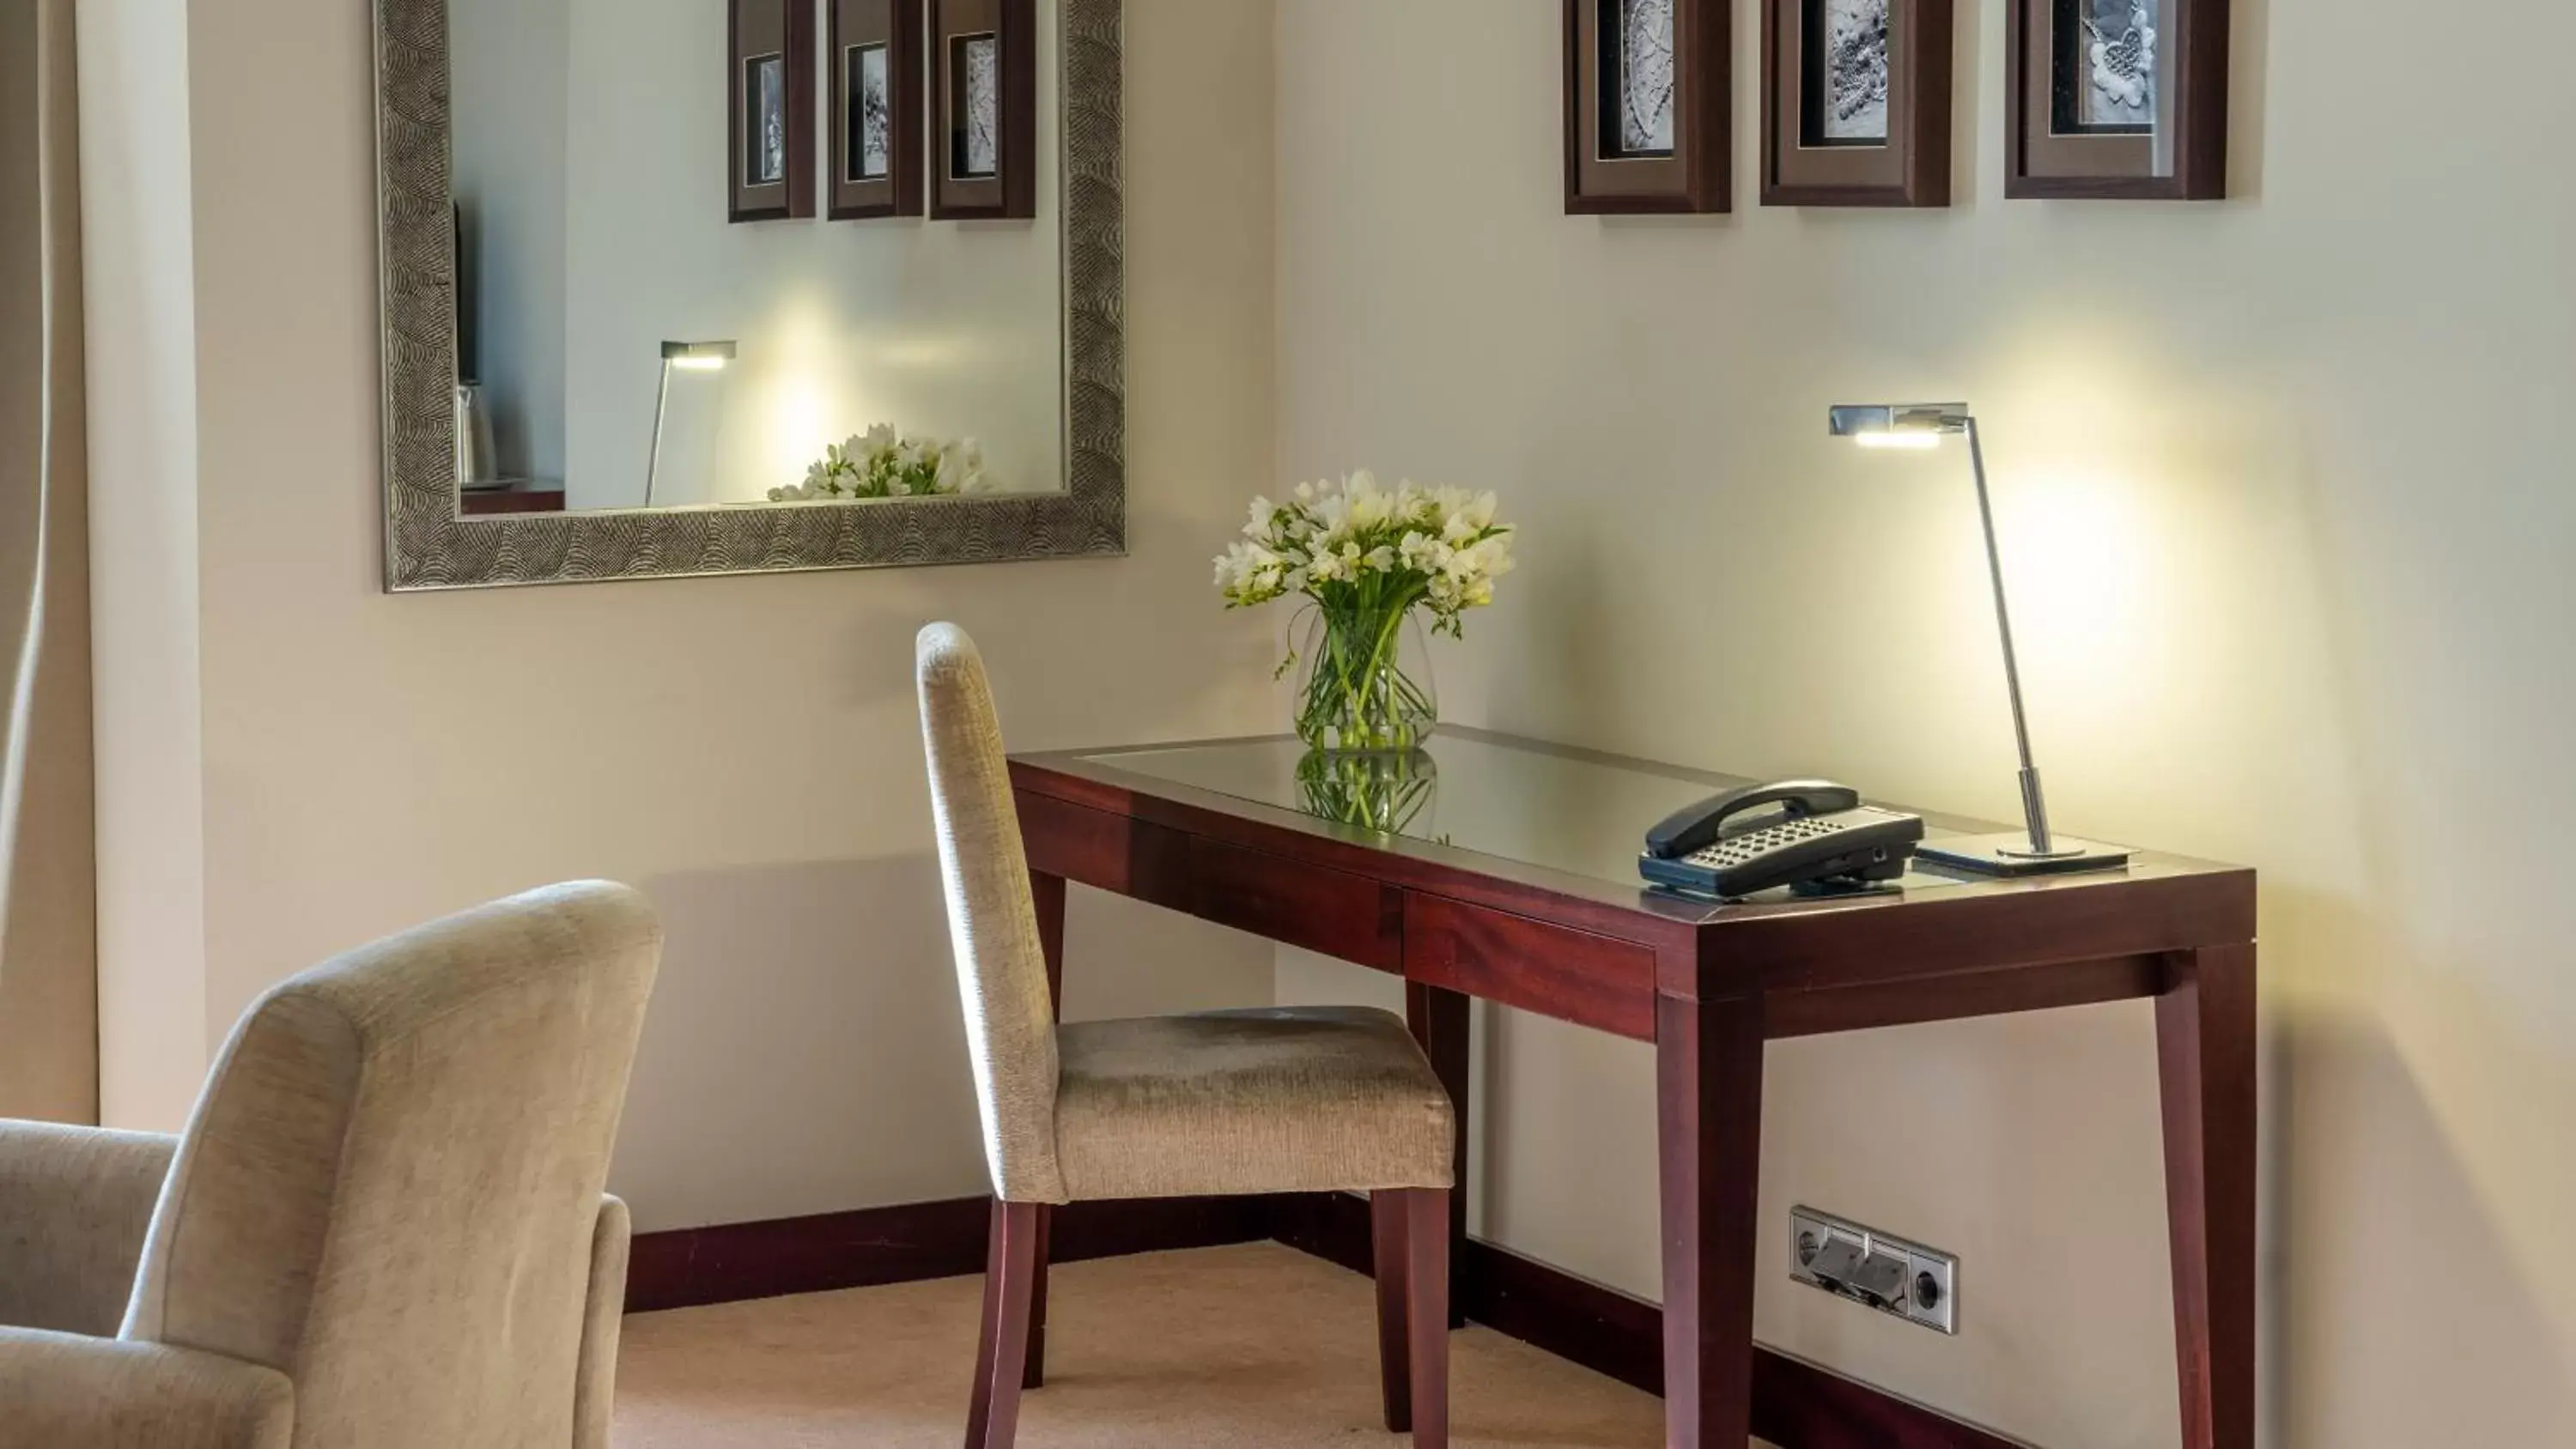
[576,1194,632,1449]
[0,1122,177,1334]
[0,1327,292,1448]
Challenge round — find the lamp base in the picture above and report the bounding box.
[1916,833,2134,878]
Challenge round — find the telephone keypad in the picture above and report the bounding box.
[1687,816,1850,869]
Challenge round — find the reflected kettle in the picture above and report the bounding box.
[454,381,501,490]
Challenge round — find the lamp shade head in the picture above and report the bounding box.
[1830,403,1972,447]
[662,340,738,372]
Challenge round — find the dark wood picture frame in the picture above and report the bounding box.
[1564,0,1731,215]
[729,0,817,222]
[2008,0,2228,200]
[931,0,1038,221]
[1762,0,1951,207]
[829,0,927,219]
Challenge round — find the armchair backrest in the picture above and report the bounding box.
[121,882,662,1449]
[915,623,1066,1205]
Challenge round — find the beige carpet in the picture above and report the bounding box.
[614,1240,1694,1447]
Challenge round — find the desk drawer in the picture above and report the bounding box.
[1190,838,1403,972]
[1404,894,1656,1041]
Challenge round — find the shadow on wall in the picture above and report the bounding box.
[617,854,990,1234]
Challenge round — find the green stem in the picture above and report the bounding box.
[1297,594,1431,750]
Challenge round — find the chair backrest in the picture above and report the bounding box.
[915,623,1066,1205]
[121,882,662,1449]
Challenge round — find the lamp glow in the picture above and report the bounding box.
[1853,431,1943,452]
[646,341,739,506]
[1830,402,2132,878]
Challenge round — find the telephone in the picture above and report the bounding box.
[1639,780,1926,900]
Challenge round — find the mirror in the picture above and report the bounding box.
[374,0,1124,591]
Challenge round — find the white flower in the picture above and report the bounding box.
[1346,475,1393,530]
[1216,469,1514,640]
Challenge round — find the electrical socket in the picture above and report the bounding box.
[1789,1206,1958,1336]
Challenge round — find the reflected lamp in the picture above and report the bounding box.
[1830,403,2132,877]
[645,341,738,506]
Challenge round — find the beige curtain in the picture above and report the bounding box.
[0,0,98,1125]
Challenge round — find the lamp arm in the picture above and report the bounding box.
[644,361,673,510]
[1962,418,2055,855]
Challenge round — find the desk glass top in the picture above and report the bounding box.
[1080,731,1765,894]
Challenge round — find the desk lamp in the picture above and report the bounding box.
[644,341,737,507]
[1829,403,2131,876]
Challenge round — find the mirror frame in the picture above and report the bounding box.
[372,0,1126,592]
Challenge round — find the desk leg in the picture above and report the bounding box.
[2158,944,2257,1449]
[1656,991,1763,1449]
[1023,870,1067,1392]
[1407,982,1472,1327]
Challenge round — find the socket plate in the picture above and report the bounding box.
[1790,1206,1958,1335]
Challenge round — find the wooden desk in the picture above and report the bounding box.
[1010,729,2255,1449]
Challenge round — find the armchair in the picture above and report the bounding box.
[0,882,660,1449]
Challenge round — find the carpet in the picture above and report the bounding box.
[613,1240,1717,1447]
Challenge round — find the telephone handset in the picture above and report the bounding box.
[1641,779,1926,900]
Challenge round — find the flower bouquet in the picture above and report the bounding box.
[1215,471,1515,754]
[769,424,990,501]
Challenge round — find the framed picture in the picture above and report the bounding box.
[1564,0,1731,214]
[931,0,1037,221]
[829,0,925,219]
[729,0,816,222]
[2007,0,2228,199]
[1763,0,1950,207]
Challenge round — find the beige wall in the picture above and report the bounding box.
[79,0,208,1132]
[1275,2,2576,1446]
[100,0,1281,1234]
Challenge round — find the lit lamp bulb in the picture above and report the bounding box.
[1852,430,1943,452]
[1829,402,2132,877]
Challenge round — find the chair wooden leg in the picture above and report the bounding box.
[1027,872,1066,1392]
[1371,1191,1414,1433]
[1405,1187,1451,1448]
[1021,1204,1052,1390]
[965,1200,1042,1449]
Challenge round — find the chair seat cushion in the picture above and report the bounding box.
[1054,1006,1455,1202]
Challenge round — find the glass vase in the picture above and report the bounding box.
[1289,604,1438,754]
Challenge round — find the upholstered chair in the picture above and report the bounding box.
[0,882,662,1449]
[916,622,1457,1449]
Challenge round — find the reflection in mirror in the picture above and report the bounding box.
[446,0,1065,517]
